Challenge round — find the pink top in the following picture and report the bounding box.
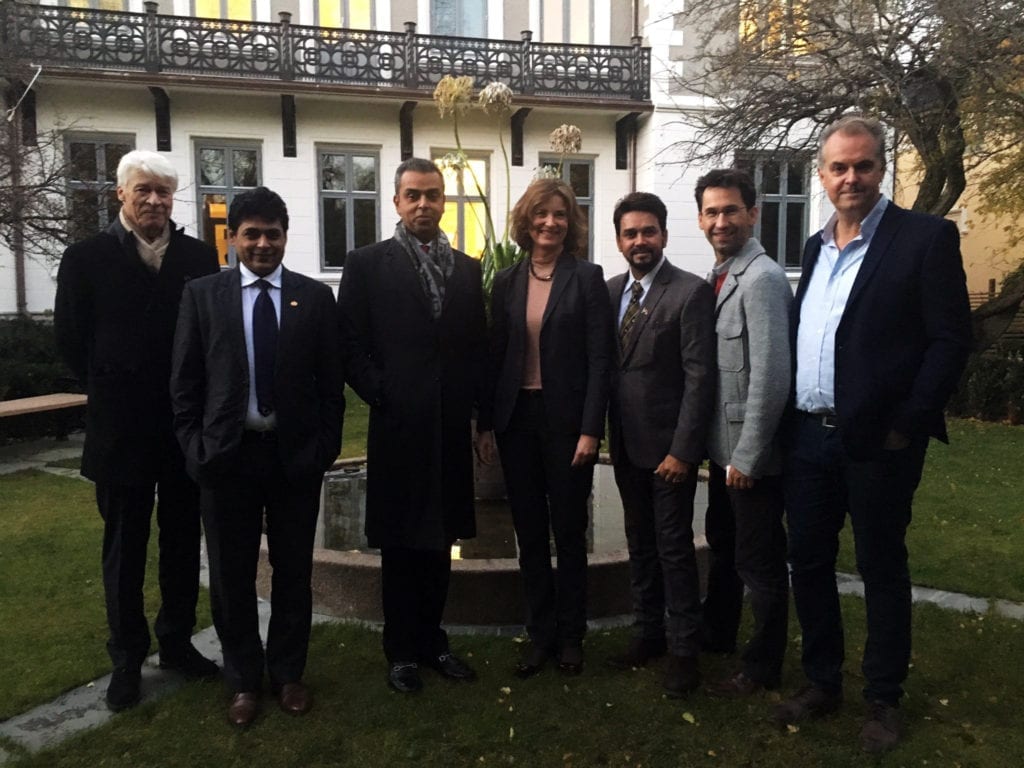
[521,269,553,389]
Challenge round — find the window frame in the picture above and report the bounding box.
[539,0,594,44]
[194,139,262,268]
[735,151,811,270]
[64,132,136,241]
[430,0,488,37]
[315,0,376,29]
[317,146,381,271]
[191,0,256,20]
[538,155,595,260]
[432,150,490,259]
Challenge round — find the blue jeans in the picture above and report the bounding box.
[784,412,927,706]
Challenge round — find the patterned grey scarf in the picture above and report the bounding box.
[393,222,455,319]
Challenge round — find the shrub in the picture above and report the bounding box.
[0,316,80,440]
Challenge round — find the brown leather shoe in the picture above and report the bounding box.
[228,692,260,728]
[705,671,766,698]
[860,701,902,753]
[663,654,700,698]
[772,685,842,727]
[278,682,313,715]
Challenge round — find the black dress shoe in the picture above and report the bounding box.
[423,651,477,681]
[606,637,667,670]
[106,666,141,712]
[158,644,219,680]
[663,654,700,698]
[558,644,584,676]
[388,662,423,693]
[514,643,551,679]
[773,685,842,727]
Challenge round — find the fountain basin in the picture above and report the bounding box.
[257,459,709,628]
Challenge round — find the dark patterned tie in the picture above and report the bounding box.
[619,280,644,348]
[253,279,277,416]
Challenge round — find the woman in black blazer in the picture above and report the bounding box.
[482,178,613,677]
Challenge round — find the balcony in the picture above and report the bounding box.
[2,1,652,106]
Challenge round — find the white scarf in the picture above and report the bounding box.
[119,209,170,273]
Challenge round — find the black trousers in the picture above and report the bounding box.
[614,456,702,657]
[497,391,593,651]
[95,460,201,670]
[200,434,321,693]
[702,461,789,685]
[784,413,928,705]
[380,547,452,663]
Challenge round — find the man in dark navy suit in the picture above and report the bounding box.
[171,187,344,727]
[774,115,972,753]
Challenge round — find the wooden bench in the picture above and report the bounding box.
[0,393,87,439]
[0,393,88,418]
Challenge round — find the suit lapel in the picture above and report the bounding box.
[541,256,574,329]
[507,260,529,338]
[620,264,671,362]
[845,203,902,312]
[715,242,765,315]
[387,239,435,319]
[218,268,248,373]
[441,252,468,314]
[277,267,302,361]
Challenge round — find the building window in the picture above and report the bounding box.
[60,0,129,9]
[195,141,261,267]
[539,156,593,259]
[540,0,593,44]
[735,153,810,269]
[433,152,489,259]
[192,0,255,20]
[319,148,380,269]
[317,0,374,28]
[431,0,487,37]
[739,0,809,54]
[64,134,134,243]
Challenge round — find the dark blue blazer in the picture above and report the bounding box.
[171,266,344,484]
[791,201,972,460]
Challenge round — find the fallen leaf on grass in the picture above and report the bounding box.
[682,712,696,724]
[786,724,799,734]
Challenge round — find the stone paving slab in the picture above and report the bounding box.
[0,435,84,477]
[0,603,338,763]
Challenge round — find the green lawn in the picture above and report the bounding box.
[5,601,1023,767]
[0,470,212,721]
[339,387,369,459]
[837,418,1024,601]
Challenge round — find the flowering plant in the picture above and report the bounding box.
[433,75,522,309]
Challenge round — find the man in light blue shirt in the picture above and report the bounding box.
[774,115,971,754]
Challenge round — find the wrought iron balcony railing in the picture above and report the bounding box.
[2,1,651,103]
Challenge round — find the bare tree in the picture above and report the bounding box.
[2,59,82,315]
[669,0,1024,217]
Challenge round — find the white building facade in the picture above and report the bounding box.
[2,0,833,315]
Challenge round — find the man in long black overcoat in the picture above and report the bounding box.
[55,149,220,711]
[337,157,488,693]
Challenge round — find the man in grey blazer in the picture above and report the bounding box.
[696,169,792,697]
[605,192,716,697]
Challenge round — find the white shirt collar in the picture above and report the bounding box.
[240,262,283,288]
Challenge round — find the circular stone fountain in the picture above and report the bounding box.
[258,460,708,629]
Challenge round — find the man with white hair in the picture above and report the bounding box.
[56,150,220,712]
